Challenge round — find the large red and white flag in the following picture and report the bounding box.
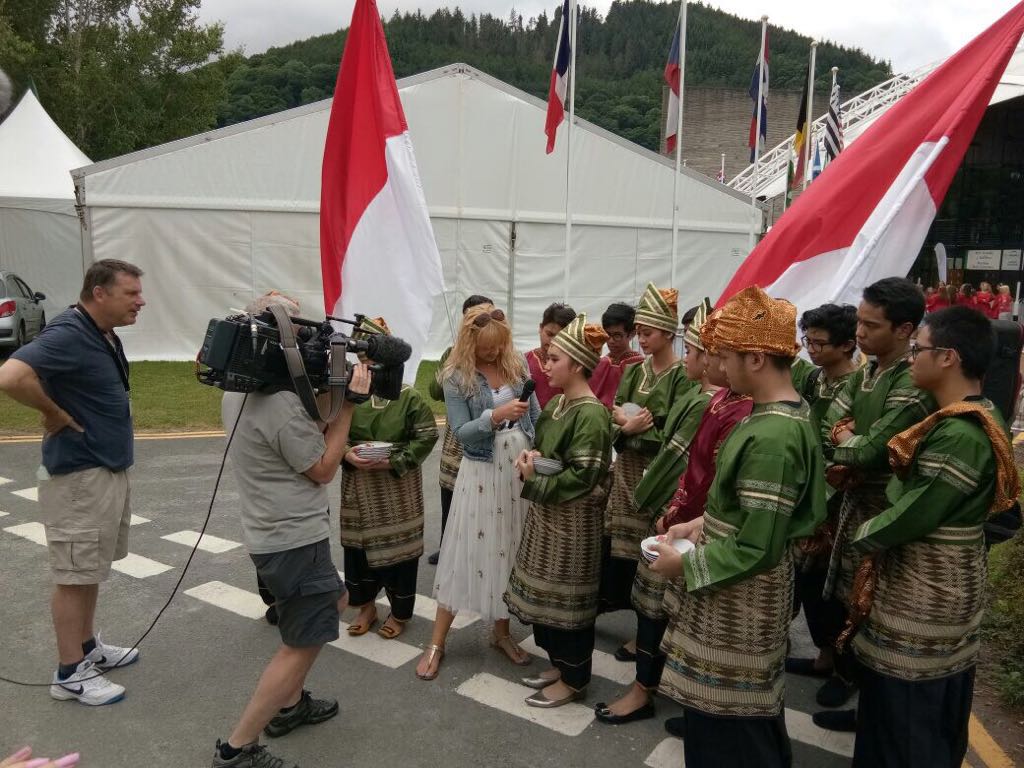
[720,1,1024,311]
[320,0,443,380]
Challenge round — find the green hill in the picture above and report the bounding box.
[217,0,892,152]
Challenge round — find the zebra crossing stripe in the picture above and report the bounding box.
[0,476,12,485]
[456,672,595,736]
[162,530,241,553]
[3,521,46,545]
[12,488,37,502]
[130,515,151,526]
[185,581,267,619]
[644,739,684,768]
[327,626,422,669]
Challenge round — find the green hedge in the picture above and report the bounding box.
[986,531,1024,706]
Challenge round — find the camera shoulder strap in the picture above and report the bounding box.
[270,304,346,423]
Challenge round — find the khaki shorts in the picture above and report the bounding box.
[39,467,131,585]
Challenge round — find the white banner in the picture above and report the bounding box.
[934,242,947,283]
[1002,249,1022,271]
[966,249,1001,270]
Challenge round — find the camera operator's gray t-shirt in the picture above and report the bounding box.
[222,391,329,555]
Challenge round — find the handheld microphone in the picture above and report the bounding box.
[504,379,536,429]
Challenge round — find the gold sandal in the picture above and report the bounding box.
[346,609,379,636]
[490,633,532,666]
[377,615,407,640]
[416,644,445,680]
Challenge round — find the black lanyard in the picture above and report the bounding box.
[74,304,130,393]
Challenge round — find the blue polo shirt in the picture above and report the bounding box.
[12,307,134,475]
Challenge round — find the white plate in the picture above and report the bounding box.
[640,535,695,561]
[532,458,564,476]
[621,402,643,417]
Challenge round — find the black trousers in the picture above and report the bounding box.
[439,486,453,543]
[681,707,792,768]
[342,547,418,622]
[635,614,669,688]
[793,562,847,652]
[597,537,639,614]
[533,623,595,691]
[854,665,975,768]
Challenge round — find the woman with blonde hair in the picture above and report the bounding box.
[416,304,541,680]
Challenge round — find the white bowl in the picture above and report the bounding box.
[640,535,695,561]
[622,402,643,417]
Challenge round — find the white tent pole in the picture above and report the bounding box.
[802,41,818,192]
[670,0,688,288]
[749,15,768,251]
[562,0,578,302]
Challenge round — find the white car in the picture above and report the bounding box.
[0,271,47,350]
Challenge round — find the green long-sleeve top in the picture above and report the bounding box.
[820,356,935,469]
[346,385,439,477]
[632,385,713,513]
[522,395,613,506]
[613,358,693,456]
[683,401,827,592]
[807,369,857,435]
[428,347,452,402]
[852,401,1003,553]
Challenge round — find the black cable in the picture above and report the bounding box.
[0,393,248,687]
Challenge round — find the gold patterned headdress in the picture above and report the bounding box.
[634,282,679,333]
[684,298,713,350]
[699,307,723,353]
[711,286,801,357]
[354,316,390,339]
[551,313,608,371]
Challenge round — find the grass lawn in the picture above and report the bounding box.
[0,359,445,435]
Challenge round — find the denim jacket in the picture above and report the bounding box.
[442,367,540,462]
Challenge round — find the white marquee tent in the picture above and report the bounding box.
[72,63,759,360]
[0,89,89,318]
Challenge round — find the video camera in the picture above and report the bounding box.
[196,305,412,422]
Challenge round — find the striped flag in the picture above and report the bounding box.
[748,28,770,162]
[320,0,443,382]
[812,140,823,179]
[791,64,809,190]
[545,0,572,154]
[664,8,683,154]
[718,1,1024,322]
[825,77,844,160]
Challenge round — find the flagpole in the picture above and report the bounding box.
[670,0,688,288]
[802,41,817,191]
[749,15,768,251]
[562,0,578,302]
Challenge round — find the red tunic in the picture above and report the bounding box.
[589,351,646,408]
[925,294,949,313]
[663,388,753,527]
[527,348,560,408]
[995,293,1014,316]
[973,291,997,319]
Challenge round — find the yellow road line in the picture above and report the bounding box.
[0,430,226,444]
[969,713,1016,768]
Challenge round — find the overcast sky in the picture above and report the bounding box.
[198,0,1019,74]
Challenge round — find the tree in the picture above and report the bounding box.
[0,0,225,159]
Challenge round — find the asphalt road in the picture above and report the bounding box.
[0,437,852,768]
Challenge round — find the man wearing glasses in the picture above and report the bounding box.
[849,305,1018,767]
[813,277,936,732]
[786,304,859,685]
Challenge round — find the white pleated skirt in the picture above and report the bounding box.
[433,426,531,621]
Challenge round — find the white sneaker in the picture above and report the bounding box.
[85,632,139,670]
[50,660,126,706]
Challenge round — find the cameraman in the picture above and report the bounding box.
[213,296,371,768]
[0,259,145,707]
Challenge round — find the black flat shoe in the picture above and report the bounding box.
[785,657,833,678]
[613,644,637,662]
[812,709,857,732]
[594,701,655,725]
[427,551,440,565]
[816,675,857,707]
[664,716,685,738]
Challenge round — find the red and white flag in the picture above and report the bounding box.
[720,1,1024,311]
[320,0,443,381]
[663,8,683,154]
[545,0,573,153]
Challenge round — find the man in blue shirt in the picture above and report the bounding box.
[0,259,145,706]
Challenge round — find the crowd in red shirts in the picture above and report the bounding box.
[925,280,1014,319]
